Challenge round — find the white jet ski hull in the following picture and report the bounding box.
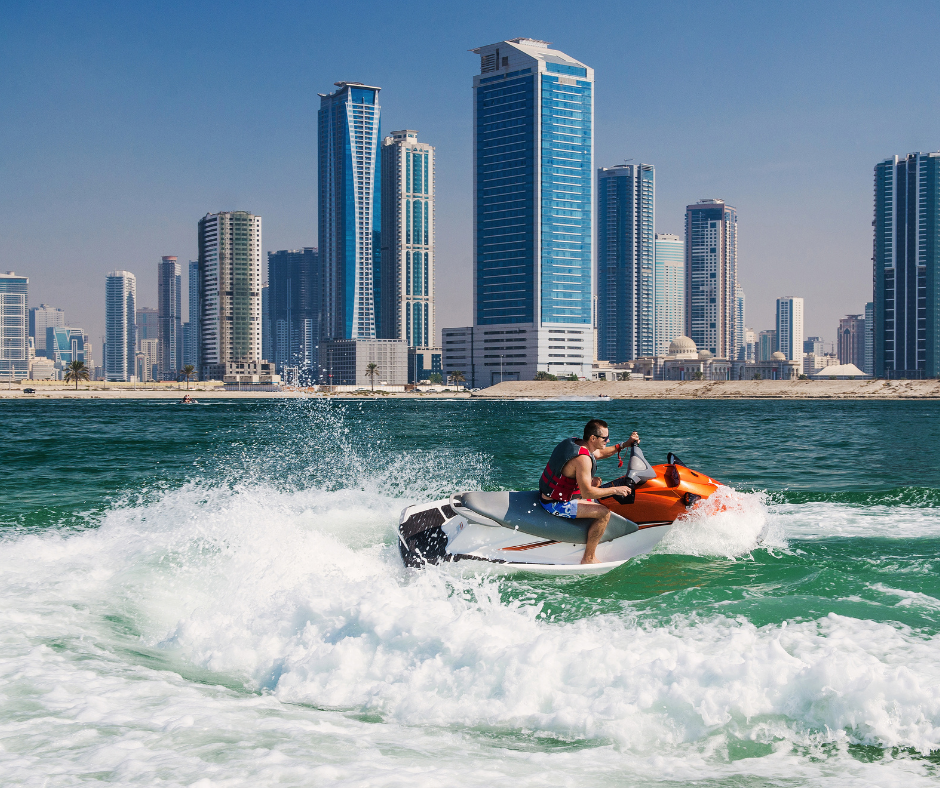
[397,491,673,576]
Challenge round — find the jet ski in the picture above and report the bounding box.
[398,449,722,575]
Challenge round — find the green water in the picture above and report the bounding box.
[1,398,938,786]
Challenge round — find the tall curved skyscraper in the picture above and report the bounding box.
[318,81,381,341]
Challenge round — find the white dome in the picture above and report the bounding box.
[668,336,697,357]
[697,349,713,360]
[771,351,786,361]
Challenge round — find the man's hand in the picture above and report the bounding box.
[626,431,640,446]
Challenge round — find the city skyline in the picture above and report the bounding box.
[4,2,934,349]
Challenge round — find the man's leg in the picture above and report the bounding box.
[575,501,611,564]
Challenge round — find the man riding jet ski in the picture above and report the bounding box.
[398,419,723,576]
[539,419,643,564]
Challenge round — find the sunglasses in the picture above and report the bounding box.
[593,434,610,441]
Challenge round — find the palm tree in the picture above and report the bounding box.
[181,365,196,390]
[450,370,466,388]
[65,360,90,390]
[365,362,379,392]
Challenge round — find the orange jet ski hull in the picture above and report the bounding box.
[601,463,723,527]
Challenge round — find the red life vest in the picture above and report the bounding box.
[539,437,597,501]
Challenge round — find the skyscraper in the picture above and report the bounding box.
[267,248,319,376]
[873,152,940,378]
[653,233,684,355]
[468,38,594,383]
[0,271,29,380]
[46,327,85,366]
[804,336,824,355]
[735,286,746,360]
[838,314,865,368]
[185,260,199,370]
[685,199,738,358]
[776,296,804,361]
[318,81,381,342]
[198,211,263,379]
[105,271,137,381]
[596,164,654,362]
[28,304,65,358]
[380,130,435,348]
[261,284,271,363]
[158,256,182,378]
[136,307,159,344]
[864,301,874,375]
[758,329,777,361]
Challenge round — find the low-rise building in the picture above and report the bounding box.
[222,360,280,384]
[632,336,732,381]
[320,339,407,387]
[442,327,476,387]
[29,356,57,380]
[732,351,801,380]
[409,346,442,384]
[803,352,840,376]
[810,363,869,380]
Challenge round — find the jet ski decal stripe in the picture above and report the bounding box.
[502,540,560,551]
[636,521,672,529]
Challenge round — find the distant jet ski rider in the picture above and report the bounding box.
[539,419,638,564]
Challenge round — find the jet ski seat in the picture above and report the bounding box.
[455,491,638,545]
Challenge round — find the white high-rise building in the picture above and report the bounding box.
[685,199,738,359]
[654,233,684,355]
[380,130,435,349]
[1,272,29,380]
[198,211,263,379]
[105,270,137,381]
[776,296,804,361]
[28,304,65,357]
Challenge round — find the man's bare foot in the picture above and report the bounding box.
[580,555,601,564]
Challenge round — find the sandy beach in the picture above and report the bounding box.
[3,378,940,399]
[474,378,940,399]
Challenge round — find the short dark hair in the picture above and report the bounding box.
[584,419,609,442]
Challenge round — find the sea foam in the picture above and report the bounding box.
[1,404,938,785]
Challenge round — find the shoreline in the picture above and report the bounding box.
[2,378,940,400]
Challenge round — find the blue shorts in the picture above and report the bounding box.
[540,499,580,519]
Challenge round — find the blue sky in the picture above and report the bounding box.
[2,0,938,349]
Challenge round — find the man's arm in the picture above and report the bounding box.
[573,455,631,500]
[594,431,640,460]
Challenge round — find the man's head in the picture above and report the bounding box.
[583,419,610,446]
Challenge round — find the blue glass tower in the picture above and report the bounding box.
[267,247,319,378]
[874,152,940,378]
[597,164,655,362]
[469,39,593,383]
[318,82,381,342]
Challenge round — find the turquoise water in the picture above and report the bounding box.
[1,398,939,786]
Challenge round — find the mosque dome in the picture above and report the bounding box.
[697,349,714,360]
[771,351,786,361]
[668,336,697,357]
